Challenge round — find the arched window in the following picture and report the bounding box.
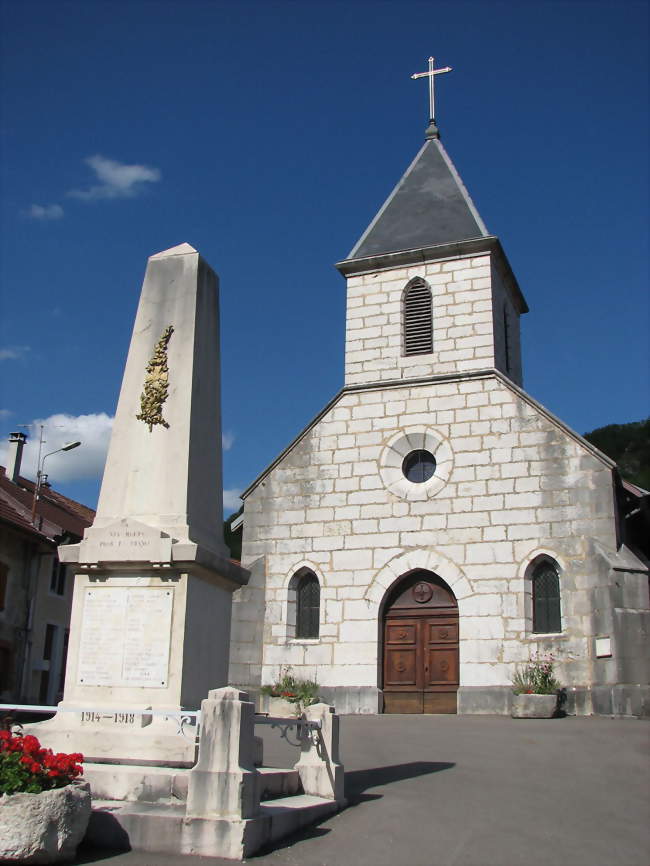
[296,572,320,639]
[403,278,433,356]
[532,560,561,633]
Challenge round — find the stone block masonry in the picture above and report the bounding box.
[230,369,632,709]
[343,254,523,387]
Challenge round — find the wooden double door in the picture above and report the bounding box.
[382,572,459,714]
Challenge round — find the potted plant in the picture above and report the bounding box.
[0,729,90,863]
[259,667,321,717]
[511,653,561,718]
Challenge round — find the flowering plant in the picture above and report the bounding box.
[0,730,83,795]
[512,653,560,695]
[260,667,320,714]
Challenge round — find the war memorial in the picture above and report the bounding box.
[10,56,648,862]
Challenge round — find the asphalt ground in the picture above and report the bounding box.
[75,715,650,866]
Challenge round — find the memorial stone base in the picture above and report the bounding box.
[82,689,346,861]
[26,554,240,768]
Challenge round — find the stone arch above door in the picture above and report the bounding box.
[364,548,473,612]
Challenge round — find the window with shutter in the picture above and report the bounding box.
[532,560,561,633]
[403,279,433,356]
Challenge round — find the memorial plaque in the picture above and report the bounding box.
[79,518,172,564]
[77,587,173,687]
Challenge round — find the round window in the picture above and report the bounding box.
[402,449,436,484]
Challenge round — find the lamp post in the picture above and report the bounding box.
[30,441,81,525]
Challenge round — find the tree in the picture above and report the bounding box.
[583,419,650,490]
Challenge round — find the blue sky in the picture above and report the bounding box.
[0,0,648,515]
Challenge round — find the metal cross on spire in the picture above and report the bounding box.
[411,56,452,135]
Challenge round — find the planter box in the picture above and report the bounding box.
[0,781,91,863]
[511,693,558,719]
[258,695,300,717]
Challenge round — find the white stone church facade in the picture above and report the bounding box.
[229,124,649,716]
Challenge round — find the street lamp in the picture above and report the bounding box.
[31,441,81,525]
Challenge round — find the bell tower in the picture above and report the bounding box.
[336,87,528,389]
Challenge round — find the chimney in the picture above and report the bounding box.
[7,432,26,483]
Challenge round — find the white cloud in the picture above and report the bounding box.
[223,488,243,512]
[68,155,161,201]
[222,431,235,451]
[0,409,12,420]
[0,346,30,361]
[0,413,114,484]
[0,414,242,517]
[25,203,64,220]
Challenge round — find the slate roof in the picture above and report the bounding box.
[347,137,489,261]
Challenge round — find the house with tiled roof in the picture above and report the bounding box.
[0,433,94,704]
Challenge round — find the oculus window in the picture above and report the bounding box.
[402,449,436,483]
[378,428,453,502]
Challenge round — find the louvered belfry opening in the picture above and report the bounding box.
[403,279,433,356]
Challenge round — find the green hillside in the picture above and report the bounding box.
[583,419,650,490]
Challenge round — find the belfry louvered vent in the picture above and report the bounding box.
[403,281,433,356]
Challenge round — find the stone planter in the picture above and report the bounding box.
[0,780,91,863]
[511,693,558,719]
[258,695,300,717]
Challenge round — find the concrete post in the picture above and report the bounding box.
[294,703,345,805]
[186,687,260,819]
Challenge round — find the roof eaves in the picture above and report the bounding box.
[336,236,529,315]
[242,388,345,499]
[243,368,615,502]
[494,371,616,469]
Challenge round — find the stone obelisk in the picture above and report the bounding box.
[32,243,248,767]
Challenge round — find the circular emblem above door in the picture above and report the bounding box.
[412,582,433,603]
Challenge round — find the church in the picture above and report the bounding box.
[229,94,649,717]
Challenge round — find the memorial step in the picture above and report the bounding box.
[259,794,340,843]
[83,763,190,803]
[84,763,303,805]
[87,794,339,858]
[257,766,302,799]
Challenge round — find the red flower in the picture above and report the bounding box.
[22,735,40,754]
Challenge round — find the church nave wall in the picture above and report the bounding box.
[230,371,622,710]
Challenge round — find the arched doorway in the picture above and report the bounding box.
[382,570,459,714]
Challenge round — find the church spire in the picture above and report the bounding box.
[339,55,495,264]
[344,136,490,262]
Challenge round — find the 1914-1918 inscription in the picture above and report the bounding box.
[77,587,173,687]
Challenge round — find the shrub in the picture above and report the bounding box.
[0,731,83,795]
[512,653,560,695]
[260,667,320,714]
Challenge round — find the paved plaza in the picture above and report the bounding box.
[76,715,649,866]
